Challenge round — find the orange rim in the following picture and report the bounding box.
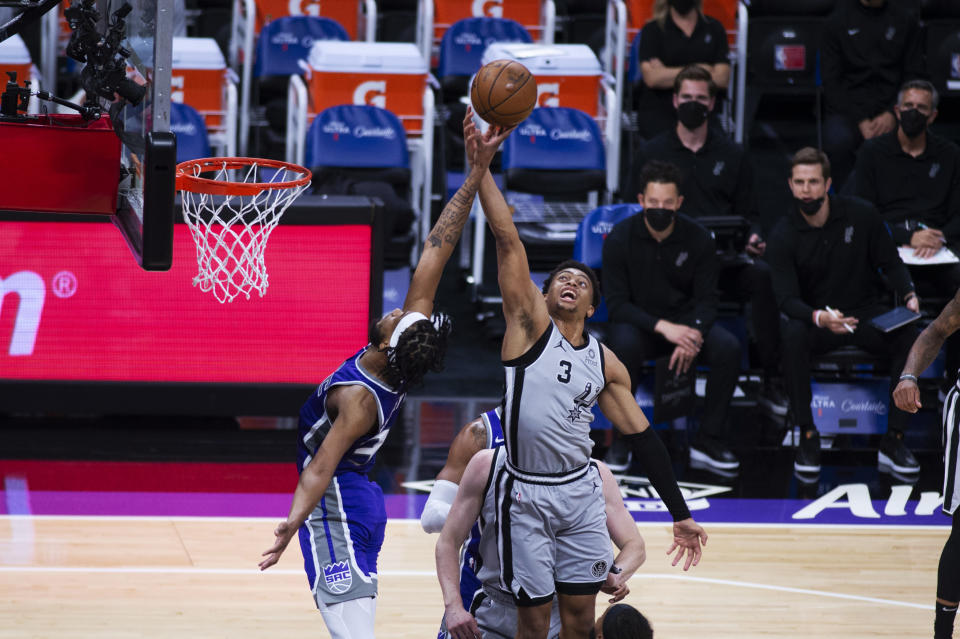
[175,157,312,196]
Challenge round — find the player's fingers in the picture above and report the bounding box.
[700,529,708,545]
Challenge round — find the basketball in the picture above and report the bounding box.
[470,59,538,128]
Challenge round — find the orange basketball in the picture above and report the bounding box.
[471,59,538,128]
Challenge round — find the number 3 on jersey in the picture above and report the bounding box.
[557,360,572,383]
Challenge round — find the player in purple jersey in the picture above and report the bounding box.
[258,111,514,639]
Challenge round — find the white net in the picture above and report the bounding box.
[179,160,310,303]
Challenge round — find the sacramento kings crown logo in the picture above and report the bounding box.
[323,561,352,594]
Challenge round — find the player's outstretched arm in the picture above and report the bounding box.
[597,461,645,603]
[598,346,707,565]
[894,289,960,413]
[404,109,512,317]
[258,386,376,570]
[475,156,551,356]
[420,414,488,533]
[435,449,493,638]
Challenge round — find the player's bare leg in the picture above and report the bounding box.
[557,593,597,638]
[516,601,552,639]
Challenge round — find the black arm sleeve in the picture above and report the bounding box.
[624,429,691,522]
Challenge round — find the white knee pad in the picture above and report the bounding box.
[319,596,377,639]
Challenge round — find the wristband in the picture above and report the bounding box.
[899,374,918,384]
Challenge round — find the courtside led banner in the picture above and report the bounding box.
[0,221,372,383]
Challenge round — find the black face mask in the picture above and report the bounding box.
[899,109,928,139]
[668,0,696,13]
[795,197,824,216]
[676,100,709,129]
[644,208,676,232]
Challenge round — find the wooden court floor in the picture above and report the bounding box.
[0,516,947,638]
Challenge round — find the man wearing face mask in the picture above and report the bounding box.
[604,160,742,472]
[820,0,925,190]
[624,65,784,417]
[767,148,921,476]
[634,0,730,140]
[854,79,960,393]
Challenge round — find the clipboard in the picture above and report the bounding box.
[653,356,696,423]
[869,306,921,333]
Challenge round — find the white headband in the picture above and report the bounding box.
[389,312,430,348]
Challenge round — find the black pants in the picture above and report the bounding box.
[718,259,781,374]
[823,112,863,191]
[606,322,741,440]
[780,304,920,433]
[911,263,960,382]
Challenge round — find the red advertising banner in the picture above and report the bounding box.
[0,221,372,384]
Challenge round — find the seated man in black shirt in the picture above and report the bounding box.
[767,147,922,476]
[604,160,741,472]
[626,64,784,414]
[820,0,925,189]
[634,0,730,139]
[854,79,960,389]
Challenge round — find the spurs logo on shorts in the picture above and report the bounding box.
[591,560,608,579]
[323,561,353,594]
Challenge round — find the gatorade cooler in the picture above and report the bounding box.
[482,43,602,117]
[434,0,544,44]
[250,0,359,39]
[0,34,32,89]
[306,41,428,135]
[171,37,228,130]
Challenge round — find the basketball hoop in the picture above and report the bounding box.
[176,157,311,303]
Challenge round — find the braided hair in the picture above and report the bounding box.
[602,604,653,639]
[380,313,453,391]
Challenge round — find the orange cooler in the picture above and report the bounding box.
[482,43,602,117]
[306,41,428,135]
[0,34,32,88]
[251,0,359,39]
[434,0,543,42]
[171,37,228,130]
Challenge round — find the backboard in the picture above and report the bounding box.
[102,0,176,271]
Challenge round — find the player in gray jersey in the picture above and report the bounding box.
[475,134,708,638]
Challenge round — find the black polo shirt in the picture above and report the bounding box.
[625,126,760,235]
[766,194,915,323]
[635,14,728,128]
[821,0,925,122]
[854,130,960,247]
[602,212,719,333]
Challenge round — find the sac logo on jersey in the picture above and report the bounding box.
[472,0,503,18]
[353,80,386,108]
[323,561,352,593]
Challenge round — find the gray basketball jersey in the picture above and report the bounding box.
[502,321,606,475]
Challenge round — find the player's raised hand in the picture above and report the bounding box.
[667,518,707,571]
[259,520,297,570]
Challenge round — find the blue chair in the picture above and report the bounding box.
[502,106,606,197]
[253,16,349,78]
[572,204,641,323]
[438,17,532,86]
[170,102,212,163]
[306,104,414,268]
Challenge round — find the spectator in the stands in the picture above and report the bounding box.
[820,0,925,190]
[634,0,730,140]
[604,160,742,474]
[767,147,922,478]
[853,78,960,391]
[625,65,784,415]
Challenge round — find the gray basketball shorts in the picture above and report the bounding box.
[490,453,613,605]
[943,384,960,516]
[438,586,561,639]
[297,472,386,605]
